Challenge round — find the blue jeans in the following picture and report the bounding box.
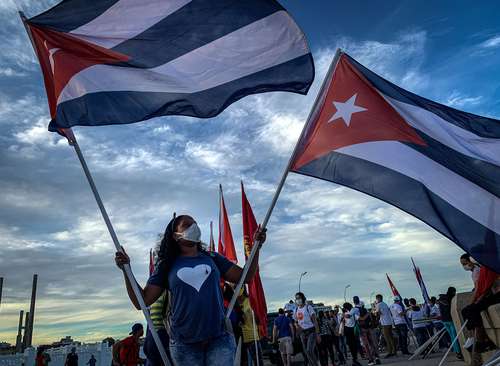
[169,332,236,366]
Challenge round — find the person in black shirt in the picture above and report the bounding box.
[65,348,78,366]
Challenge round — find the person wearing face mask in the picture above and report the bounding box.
[115,214,266,366]
[293,292,320,366]
[460,254,481,290]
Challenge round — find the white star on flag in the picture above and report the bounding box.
[328,93,367,126]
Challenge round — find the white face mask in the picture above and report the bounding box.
[176,223,201,243]
[463,264,473,271]
[296,298,304,306]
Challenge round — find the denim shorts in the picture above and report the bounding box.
[169,332,236,366]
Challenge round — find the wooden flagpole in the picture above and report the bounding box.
[226,48,343,317]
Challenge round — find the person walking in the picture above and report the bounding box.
[293,292,320,366]
[239,289,264,366]
[390,296,410,355]
[273,308,295,366]
[438,287,463,359]
[65,348,78,366]
[329,309,346,365]
[358,303,381,365]
[407,298,429,347]
[86,355,97,366]
[429,296,446,348]
[115,214,266,366]
[317,310,335,366]
[112,324,145,366]
[342,303,361,366]
[374,294,395,358]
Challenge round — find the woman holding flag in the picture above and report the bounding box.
[115,214,266,366]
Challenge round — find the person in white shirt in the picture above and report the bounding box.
[429,296,446,348]
[375,294,395,357]
[284,300,296,313]
[460,254,480,289]
[342,302,362,366]
[407,298,429,347]
[390,296,410,355]
[293,292,320,366]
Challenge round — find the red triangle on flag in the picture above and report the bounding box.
[292,54,425,170]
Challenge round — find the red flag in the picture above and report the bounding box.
[386,273,401,298]
[149,249,154,276]
[241,181,268,337]
[218,185,238,263]
[208,221,215,252]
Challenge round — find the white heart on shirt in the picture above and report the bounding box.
[176,264,212,292]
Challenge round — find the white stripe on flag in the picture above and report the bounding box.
[383,94,500,167]
[336,141,500,234]
[69,0,192,49]
[58,11,309,104]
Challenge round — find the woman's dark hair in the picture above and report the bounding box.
[460,253,471,261]
[157,214,204,287]
[318,310,325,319]
[295,292,306,302]
[343,302,352,311]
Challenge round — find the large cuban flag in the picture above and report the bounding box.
[22,0,314,132]
[291,52,500,273]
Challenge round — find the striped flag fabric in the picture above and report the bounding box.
[290,51,500,272]
[386,273,401,298]
[218,185,238,263]
[22,0,314,132]
[241,181,268,337]
[411,258,430,304]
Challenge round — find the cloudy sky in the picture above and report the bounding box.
[1,0,500,345]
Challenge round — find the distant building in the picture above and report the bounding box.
[51,336,81,347]
[0,342,15,355]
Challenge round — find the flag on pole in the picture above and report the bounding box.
[290,51,500,272]
[386,273,401,298]
[411,258,430,304]
[241,181,268,337]
[149,249,155,276]
[22,0,314,132]
[208,221,215,252]
[218,185,238,263]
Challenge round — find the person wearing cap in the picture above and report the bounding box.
[115,214,266,366]
[113,324,145,366]
[389,296,410,355]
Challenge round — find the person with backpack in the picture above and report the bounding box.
[115,214,266,366]
[112,324,145,366]
[358,302,381,365]
[273,308,295,366]
[293,292,320,366]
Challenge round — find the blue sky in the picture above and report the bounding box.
[1,0,499,345]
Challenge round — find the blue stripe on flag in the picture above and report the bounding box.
[293,150,500,273]
[112,0,283,68]
[346,54,500,139]
[29,0,119,32]
[49,54,314,129]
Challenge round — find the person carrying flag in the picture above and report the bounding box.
[115,214,266,366]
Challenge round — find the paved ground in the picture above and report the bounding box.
[266,351,465,366]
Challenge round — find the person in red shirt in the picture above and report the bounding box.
[113,324,145,366]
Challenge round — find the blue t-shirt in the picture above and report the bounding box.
[274,314,292,338]
[147,252,233,344]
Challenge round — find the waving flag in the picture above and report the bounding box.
[22,0,314,131]
[290,51,500,272]
[386,273,401,298]
[218,185,238,263]
[208,221,215,252]
[241,181,268,337]
[411,258,430,304]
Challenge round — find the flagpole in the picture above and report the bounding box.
[251,309,261,366]
[19,12,170,366]
[226,48,343,317]
[68,133,172,366]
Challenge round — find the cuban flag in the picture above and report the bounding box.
[218,184,238,263]
[411,258,430,304]
[22,0,314,132]
[291,52,500,273]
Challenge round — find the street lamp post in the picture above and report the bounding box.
[298,272,308,293]
[343,284,351,302]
